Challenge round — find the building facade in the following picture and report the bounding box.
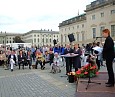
[0,31,23,45]
[59,0,115,46]
[22,29,59,47]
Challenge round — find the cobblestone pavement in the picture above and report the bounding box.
[0,62,115,97]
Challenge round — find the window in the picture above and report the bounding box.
[50,39,51,42]
[38,38,39,42]
[82,33,85,41]
[92,15,95,20]
[46,38,48,43]
[3,41,4,44]
[34,35,36,37]
[111,25,115,37]
[92,28,96,38]
[10,41,11,43]
[100,12,104,17]
[54,35,55,37]
[77,25,79,28]
[42,38,44,43]
[57,39,58,42]
[111,10,115,14]
[34,39,36,43]
[65,35,67,42]
[77,34,79,41]
[38,35,39,37]
[7,41,8,43]
[82,24,84,28]
[61,34,63,43]
[100,26,105,36]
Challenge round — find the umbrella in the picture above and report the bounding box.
[92,46,103,53]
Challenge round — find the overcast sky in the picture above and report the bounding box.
[0,0,94,33]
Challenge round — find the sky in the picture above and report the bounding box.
[0,0,94,33]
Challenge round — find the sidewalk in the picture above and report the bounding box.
[0,62,115,97]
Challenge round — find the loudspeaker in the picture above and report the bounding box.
[68,34,75,42]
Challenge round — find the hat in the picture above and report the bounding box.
[54,52,58,55]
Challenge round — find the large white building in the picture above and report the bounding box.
[59,0,115,46]
[0,31,23,45]
[22,29,59,46]
[0,30,59,47]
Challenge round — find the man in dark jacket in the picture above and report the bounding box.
[102,29,114,87]
[64,44,73,74]
[49,50,54,65]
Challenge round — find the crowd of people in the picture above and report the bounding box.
[0,42,103,73]
[0,29,114,87]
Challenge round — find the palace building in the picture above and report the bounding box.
[59,0,115,46]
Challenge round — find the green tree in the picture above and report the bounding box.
[13,36,24,43]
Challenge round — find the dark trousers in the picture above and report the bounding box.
[96,58,100,70]
[65,58,72,73]
[0,60,4,66]
[106,58,114,85]
[27,60,31,69]
[35,60,43,69]
[19,61,24,69]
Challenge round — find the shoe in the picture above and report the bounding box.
[106,84,114,87]
[11,69,13,72]
[42,67,45,70]
[105,82,110,84]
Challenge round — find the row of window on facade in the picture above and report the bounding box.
[34,34,59,38]
[34,38,58,43]
[61,10,115,32]
[2,40,15,44]
[92,25,115,38]
[92,10,115,20]
[61,24,85,32]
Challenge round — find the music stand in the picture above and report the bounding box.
[80,63,101,90]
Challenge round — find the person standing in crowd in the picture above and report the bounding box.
[73,44,82,72]
[18,50,25,70]
[8,50,16,72]
[31,46,36,62]
[49,49,54,65]
[94,42,102,70]
[102,29,114,87]
[26,50,32,69]
[54,45,60,53]
[64,44,73,74]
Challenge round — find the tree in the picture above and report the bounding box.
[13,36,24,43]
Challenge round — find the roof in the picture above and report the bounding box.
[23,30,59,35]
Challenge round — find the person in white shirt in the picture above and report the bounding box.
[8,50,16,72]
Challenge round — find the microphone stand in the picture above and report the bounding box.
[80,63,101,90]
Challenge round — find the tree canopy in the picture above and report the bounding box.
[13,36,24,43]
